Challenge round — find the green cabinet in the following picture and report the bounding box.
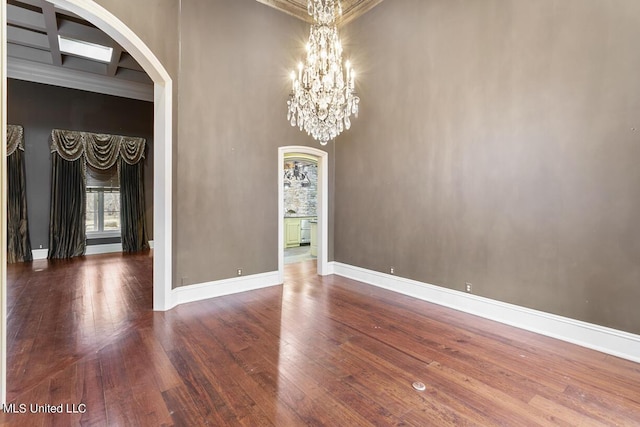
[285,218,301,248]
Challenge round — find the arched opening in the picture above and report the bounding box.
[0,0,173,403]
[278,146,329,283]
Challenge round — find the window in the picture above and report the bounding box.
[86,165,120,236]
[58,35,114,63]
[86,188,120,234]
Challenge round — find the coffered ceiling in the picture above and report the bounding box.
[256,0,384,25]
[6,0,153,101]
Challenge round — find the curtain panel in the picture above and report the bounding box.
[48,155,86,259]
[6,125,33,263]
[49,129,148,258]
[120,160,149,252]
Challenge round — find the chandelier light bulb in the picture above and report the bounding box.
[286,0,360,145]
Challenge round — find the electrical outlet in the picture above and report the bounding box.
[39,244,43,249]
[237,269,242,276]
[465,282,472,293]
[181,277,188,286]
[390,267,395,274]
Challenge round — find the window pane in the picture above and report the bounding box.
[104,191,121,231]
[86,191,98,232]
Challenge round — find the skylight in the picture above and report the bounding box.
[58,35,113,63]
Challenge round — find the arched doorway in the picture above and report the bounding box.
[278,146,329,283]
[0,0,173,403]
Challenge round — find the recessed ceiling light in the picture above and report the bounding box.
[58,35,113,63]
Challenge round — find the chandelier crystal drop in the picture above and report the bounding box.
[287,0,360,145]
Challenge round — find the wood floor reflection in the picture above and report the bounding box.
[2,253,640,425]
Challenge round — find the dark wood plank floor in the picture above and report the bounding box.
[1,253,639,426]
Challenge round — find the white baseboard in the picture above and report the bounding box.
[332,262,640,363]
[326,261,336,275]
[31,249,48,260]
[172,271,281,308]
[85,243,123,255]
[31,243,123,260]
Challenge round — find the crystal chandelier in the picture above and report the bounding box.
[287,0,360,145]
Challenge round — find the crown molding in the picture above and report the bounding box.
[7,57,153,102]
[255,0,385,25]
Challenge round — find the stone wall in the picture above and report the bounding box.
[284,159,317,216]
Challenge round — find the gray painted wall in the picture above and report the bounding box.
[94,0,179,80]
[336,0,640,334]
[96,0,334,288]
[82,0,640,335]
[7,79,154,249]
[174,0,334,286]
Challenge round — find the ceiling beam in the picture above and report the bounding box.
[107,47,122,77]
[41,1,62,66]
[7,43,53,64]
[10,0,42,6]
[7,25,49,50]
[6,4,46,31]
[63,55,107,75]
[7,57,154,102]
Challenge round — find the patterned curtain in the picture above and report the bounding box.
[50,129,145,168]
[49,129,148,258]
[6,125,33,263]
[119,160,149,252]
[48,155,86,259]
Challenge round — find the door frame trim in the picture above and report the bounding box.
[278,146,329,282]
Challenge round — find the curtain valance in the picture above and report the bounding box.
[50,129,146,169]
[7,124,25,156]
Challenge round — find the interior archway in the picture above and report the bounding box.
[278,146,329,283]
[0,0,173,403]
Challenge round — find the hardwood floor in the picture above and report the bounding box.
[1,253,639,426]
